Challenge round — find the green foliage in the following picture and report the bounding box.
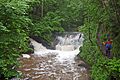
[102,58,120,79]
[0,0,82,78]
[28,0,83,41]
[57,0,84,31]
[0,0,31,78]
[29,12,64,42]
[79,24,109,80]
[1,0,119,79]
[79,0,120,80]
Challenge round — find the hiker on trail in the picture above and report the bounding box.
[103,39,112,58]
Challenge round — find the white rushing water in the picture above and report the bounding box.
[30,33,84,63]
[18,32,89,80]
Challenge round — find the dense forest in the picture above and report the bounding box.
[0,0,120,80]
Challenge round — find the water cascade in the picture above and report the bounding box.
[18,32,89,80]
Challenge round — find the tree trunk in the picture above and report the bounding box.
[41,0,44,17]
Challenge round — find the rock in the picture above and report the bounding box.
[22,54,30,58]
[24,78,32,80]
[10,77,32,80]
[10,78,20,80]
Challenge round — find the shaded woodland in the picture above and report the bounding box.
[0,0,120,80]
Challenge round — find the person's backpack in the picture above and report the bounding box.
[105,44,112,50]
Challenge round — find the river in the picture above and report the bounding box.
[17,32,89,80]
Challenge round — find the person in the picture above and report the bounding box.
[103,39,112,58]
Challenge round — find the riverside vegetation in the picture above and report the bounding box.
[0,0,120,80]
[79,0,120,80]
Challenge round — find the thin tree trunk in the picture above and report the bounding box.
[89,27,93,44]
[41,0,44,17]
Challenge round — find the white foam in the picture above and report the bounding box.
[34,45,82,63]
[30,33,84,63]
[30,38,47,52]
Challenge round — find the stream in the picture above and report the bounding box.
[17,32,89,80]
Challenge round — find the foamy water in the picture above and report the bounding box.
[18,33,89,80]
[31,33,84,63]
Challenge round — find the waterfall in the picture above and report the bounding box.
[30,32,84,63]
[56,33,83,51]
[18,32,89,80]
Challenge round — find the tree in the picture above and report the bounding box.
[0,0,32,78]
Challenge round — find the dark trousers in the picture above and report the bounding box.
[106,48,111,58]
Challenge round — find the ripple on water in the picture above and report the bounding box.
[17,33,89,80]
[18,54,89,80]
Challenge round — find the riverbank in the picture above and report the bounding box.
[79,25,110,80]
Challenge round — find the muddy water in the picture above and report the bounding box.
[18,33,89,80]
[18,54,89,80]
